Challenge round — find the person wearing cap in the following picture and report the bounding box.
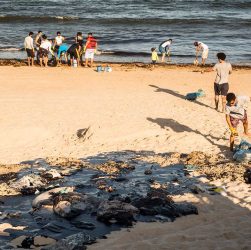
[24,31,35,66]
[194,41,209,65]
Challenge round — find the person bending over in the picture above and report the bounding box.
[194,41,209,65]
[67,43,81,67]
[159,39,172,62]
[57,44,68,64]
[225,92,251,151]
[39,35,54,67]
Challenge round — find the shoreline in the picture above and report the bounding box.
[1,58,251,70]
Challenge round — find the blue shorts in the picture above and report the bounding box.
[159,46,168,54]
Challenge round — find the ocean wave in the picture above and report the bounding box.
[0,47,21,51]
[0,15,250,26]
[0,15,79,23]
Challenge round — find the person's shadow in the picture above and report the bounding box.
[149,84,214,110]
[147,117,230,154]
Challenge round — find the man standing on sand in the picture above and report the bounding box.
[39,35,54,67]
[84,33,97,67]
[212,52,232,112]
[24,32,35,66]
[35,30,43,62]
[194,41,209,65]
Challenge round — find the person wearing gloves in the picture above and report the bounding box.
[225,92,251,151]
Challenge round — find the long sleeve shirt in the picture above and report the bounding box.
[24,36,34,50]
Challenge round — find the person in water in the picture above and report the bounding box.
[24,31,35,66]
[159,39,172,62]
[84,33,97,67]
[225,93,251,151]
[194,41,209,65]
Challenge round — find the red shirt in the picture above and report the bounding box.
[86,36,97,49]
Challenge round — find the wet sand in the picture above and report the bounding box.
[0,63,250,249]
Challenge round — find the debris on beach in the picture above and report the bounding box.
[0,150,249,249]
[185,89,206,101]
[233,140,251,163]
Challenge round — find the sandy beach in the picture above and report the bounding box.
[0,64,250,249]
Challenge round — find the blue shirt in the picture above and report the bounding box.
[57,44,68,58]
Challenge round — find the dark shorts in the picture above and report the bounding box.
[39,48,49,57]
[214,82,229,96]
[230,111,248,128]
[152,60,157,64]
[26,49,34,58]
[54,45,60,53]
[68,50,78,59]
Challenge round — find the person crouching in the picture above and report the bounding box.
[225,92,251,151]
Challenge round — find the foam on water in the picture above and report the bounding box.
[0,0,251,64]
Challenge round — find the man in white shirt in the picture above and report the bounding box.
[24,32,34,66]
[54,32,64,51]
[159,39,173,62]
[39,35,54,67]
[225,92,251,151]
[194,41,209,65]
[213,52,232,112]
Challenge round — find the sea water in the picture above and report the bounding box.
[0,0,250,64]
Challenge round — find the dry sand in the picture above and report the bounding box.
[0,64,250,249]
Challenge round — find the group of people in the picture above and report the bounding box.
[24,32,250,151]
[151,39,208,66]
[24,31,98,67]
[153,44,250,151]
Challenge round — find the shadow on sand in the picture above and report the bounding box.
[149,84,214,110]
[147,117,230,155]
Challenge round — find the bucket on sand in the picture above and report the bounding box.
[97,65,103,72]
[105,66,112,72]
[73,59,77,68]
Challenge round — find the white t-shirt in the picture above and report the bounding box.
[24,36,34,49]
[55,36,63,46]
[225,96,250,119]
[198,42,208,51]
[161,40,171,48]
[40,40,52,51]
[213,62,232,84]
